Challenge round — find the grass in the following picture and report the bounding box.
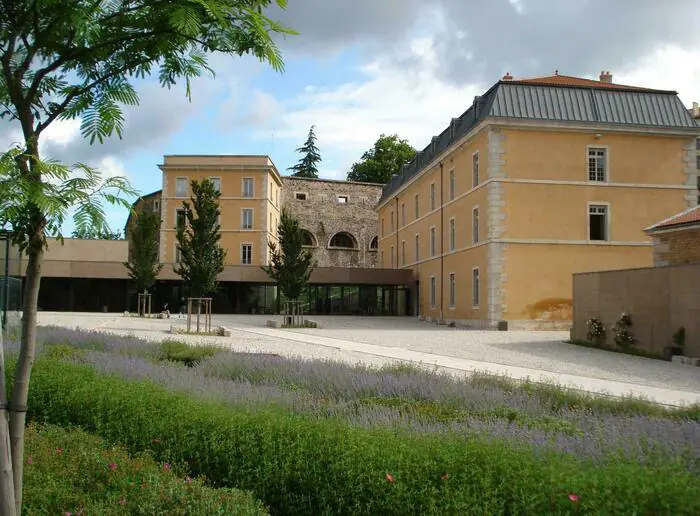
[158,340,222,367]
[23,423,268,515]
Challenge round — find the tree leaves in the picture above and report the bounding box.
[287,125,321,179]
[347,134,417,184]
[124,206,163,292]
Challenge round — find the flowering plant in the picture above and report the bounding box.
[586,317,605,343]
[613,312,636,349]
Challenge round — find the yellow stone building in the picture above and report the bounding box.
[376,72,700,329]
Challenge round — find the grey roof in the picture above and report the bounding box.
[379,81,699,205]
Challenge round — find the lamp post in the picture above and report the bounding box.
[0,230,9,330]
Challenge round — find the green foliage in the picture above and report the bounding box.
[347,134,417,184]
[19,358,700,515]
[673,326,686,350]
[613,312,636,349]
[124,206,163,293]
[262,209,315,300]
[23,423,268,515]
[159,340,221,367]
[71,227,122,240]
[174,179,226,298]
[287,125,321,178]
[0,147,136,253]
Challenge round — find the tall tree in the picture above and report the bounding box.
[174,179,225,298]
[287,125,321,178]
[72,227,122,240]
[347,134,416,184]
[124,207,162,294]
[0,1,293,513]
[262,208,315,303]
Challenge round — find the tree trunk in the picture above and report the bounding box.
[9,244,43,515]
[0,324,17,516]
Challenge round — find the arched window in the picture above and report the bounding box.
[301,229,316,247]
[329,232,357,249]
[369,236,378,250]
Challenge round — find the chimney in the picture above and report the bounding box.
[502,72,513,81]
[450,117,460,138]
[599,70,613,83]
[692,102,700,119]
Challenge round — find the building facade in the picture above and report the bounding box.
[377,72,700,329]
[646,205,700,267]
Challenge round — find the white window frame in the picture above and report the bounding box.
[430,225,436,257]
[209,176,221,193]
[472,206,480,244]
[472,151,480,188]
[430,276,436,309]
[175,177,188,198]
[241,243,253,265]
[449,169,455,201]
[449,272,456,309]
[401,240,406,266]
[587,146,609,183]
[587,202,610,242]
[414,233,420,262]
[242,177,255,198]
[241,208,254,230]
[414,193,419,219]
[337,195,348,204]
[472,267,480,308]
[430,182,436,211]
[449,217,456,252]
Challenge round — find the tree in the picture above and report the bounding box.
[124,207,162,294]
[174,179,225,298]
[347,134,416,184]
[72,227,122,240]
[0,1,293,513]
[0,148,136,516]
[262,208,315,310]
[287,125,321,178]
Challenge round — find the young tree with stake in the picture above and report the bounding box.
[124,206,163,302]
[0,1,294,513]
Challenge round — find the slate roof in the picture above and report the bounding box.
[645,205,700,233]
[379,75,699,205]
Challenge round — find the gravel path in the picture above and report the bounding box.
[34,312,700,405]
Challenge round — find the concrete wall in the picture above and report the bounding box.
[651,226,700,266]
[281,177,381,268]
[572,263,700,357]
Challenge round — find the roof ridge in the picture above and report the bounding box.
[645,205,700,232]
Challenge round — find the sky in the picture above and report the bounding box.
[2,0,700,235]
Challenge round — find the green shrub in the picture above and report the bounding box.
[23,423,268,515]
[158,340,221,367]
[17,358,700,515]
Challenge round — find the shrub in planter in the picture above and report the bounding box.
[663,326,686,360]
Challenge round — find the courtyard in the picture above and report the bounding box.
[35,311,700,407]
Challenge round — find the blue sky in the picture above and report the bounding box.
[2,0,700,235]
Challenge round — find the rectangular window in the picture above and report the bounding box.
[430,226,436,257]
[449,273,456,308]
[589,204,608,241]
[209,177,221,192]
[588,148,607,182]
[380,250,385,267]
[414,194,419,219]
[696,155,700,170]
[175,245,182,263]
[449,169,455,201]
[430,276,436,308]
[390,246,395,268]
[696,137,700,151]
[241,244,252,265]
[390,211,395,233]
[430,183,436,211]
[401,203,405,227]
[472,152,479,188]
[175,177,187,197]
[472,207,480,244]
[242,208,253,230]
[153,200,160,213]
[175,209,186,231]
[449,218,455,251]
[401,240,406,266]
[415,234,420,262]
[337,195,348,203]
[242,178,254,197]
[472,268,480,307]
[381,218,385,238]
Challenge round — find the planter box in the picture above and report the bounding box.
[671,355,700,366]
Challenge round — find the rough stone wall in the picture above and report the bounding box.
[653,227,700,266]
[281,177,381,268]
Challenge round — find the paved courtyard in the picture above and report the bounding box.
[33,312,700,407]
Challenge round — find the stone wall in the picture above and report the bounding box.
[652,226,700,266]
[281,177,381,268]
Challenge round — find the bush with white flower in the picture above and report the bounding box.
[586,317,606,344]
[613,312,636,349]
